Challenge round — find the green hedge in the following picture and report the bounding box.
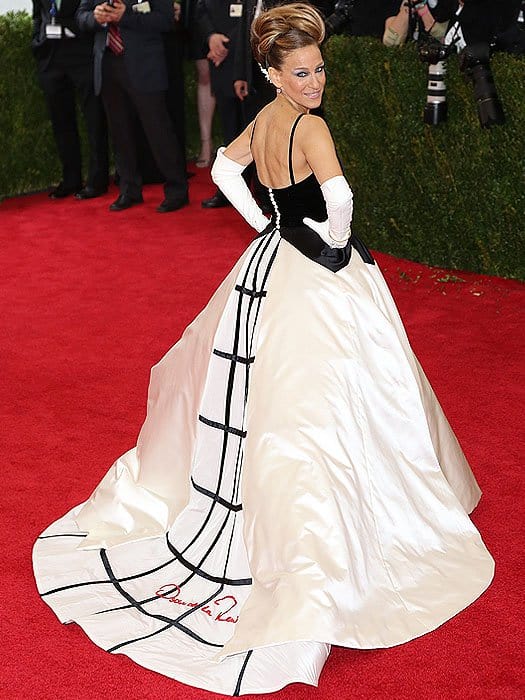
[325,37,525,279]
[1,11,524,278]
[0,11,61,194]
[0,11,203,194]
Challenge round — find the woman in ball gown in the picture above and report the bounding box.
[33,4,494,695]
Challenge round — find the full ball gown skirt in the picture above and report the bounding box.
[33,227,494,695]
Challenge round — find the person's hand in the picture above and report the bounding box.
[94,0,126,25]
[107,0,126,23]
[173,2,181,22]
[303,217,348,249]
[234,80,249,101]
[383,2,410,47]
[93,2,114,25]
[208,33,229,66]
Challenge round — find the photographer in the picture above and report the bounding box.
[383,0,523,49]
[390,0,519,127]
[383,1,449,47]
[326,0,400,38]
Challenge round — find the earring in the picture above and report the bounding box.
[276,87,282,94]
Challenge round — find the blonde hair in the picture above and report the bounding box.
[251,2,326,70]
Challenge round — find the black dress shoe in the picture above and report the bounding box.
[49,183,81,199]
[75,186,108,200]
[109,194,144,211]
[156,195,189,213]
[201,191,231,209]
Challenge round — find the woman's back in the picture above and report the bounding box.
[250,103,315,190]
[250,106,328,228]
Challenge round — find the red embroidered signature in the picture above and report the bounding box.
[155,584,239,624]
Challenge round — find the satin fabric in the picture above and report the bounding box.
[33,227,494,695]
[219,237,492,657]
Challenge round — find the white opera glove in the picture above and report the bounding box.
[211,147,270,233]
[303,175,353,249]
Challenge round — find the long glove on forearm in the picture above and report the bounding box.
[211,148,270,233]
[303,175,353,249]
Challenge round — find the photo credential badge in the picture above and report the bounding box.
[229,3,243,17]
[45,23,62,39]
[132,1,151,13]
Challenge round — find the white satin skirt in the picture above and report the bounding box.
[33,230,494,695]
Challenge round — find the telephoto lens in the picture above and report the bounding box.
[460,43,505,128]
[424,60,448,125]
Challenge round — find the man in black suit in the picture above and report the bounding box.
[77,0,188,212]
[32,0,109,199]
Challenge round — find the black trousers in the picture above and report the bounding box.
[136,31,187,184]
[214,93,243,147]
[36,46,109,191]
[101,52,187,201]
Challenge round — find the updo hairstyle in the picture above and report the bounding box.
[251,3,326,71]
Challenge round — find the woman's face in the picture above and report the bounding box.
[270,44,326,112]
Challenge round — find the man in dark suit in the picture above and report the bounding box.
[196,0,246,208]
[32,0,109,199]
[77,0,188,212]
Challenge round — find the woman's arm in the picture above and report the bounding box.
[383,1,449,45]
[298,115,343,184]
[299,116,353,248]
[211,122,269,233]
[383,1,410,46]
[222,122,255,167]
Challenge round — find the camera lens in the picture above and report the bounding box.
[424,61,448,125]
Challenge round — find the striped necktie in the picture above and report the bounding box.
[107,24,124,55]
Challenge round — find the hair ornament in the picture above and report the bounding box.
[258,63,272,82]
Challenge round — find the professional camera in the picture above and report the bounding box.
[325,0,355,38]
[415,4,506,129]
[418,37,454,64]
[417,38,456,126]
[459,43,505,127]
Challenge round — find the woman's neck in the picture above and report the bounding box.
[275,92,309,115]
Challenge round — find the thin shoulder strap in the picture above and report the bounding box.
[288,113,305,186]
[250,119,257,148]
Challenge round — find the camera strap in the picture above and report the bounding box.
[444,6,466,51]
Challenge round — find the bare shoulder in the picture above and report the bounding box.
[223,121,255,166]
[297,114,334,142]
[296,114,341,181]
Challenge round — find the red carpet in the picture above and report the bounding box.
[1,167,523,699]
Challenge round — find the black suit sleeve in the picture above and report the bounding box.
[77,0,105,32]
[196,0,216,42]
[232,0,252,83]
[31,0,42,47]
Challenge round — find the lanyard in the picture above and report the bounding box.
[50,0,61,21]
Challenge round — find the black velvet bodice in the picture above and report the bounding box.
[254,112,374,272]
[269,173,327,229]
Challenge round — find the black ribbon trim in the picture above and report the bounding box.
[280,225,375,272]
[198,414,247,438]
[213,349,255,365]
[191,477,242,512]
